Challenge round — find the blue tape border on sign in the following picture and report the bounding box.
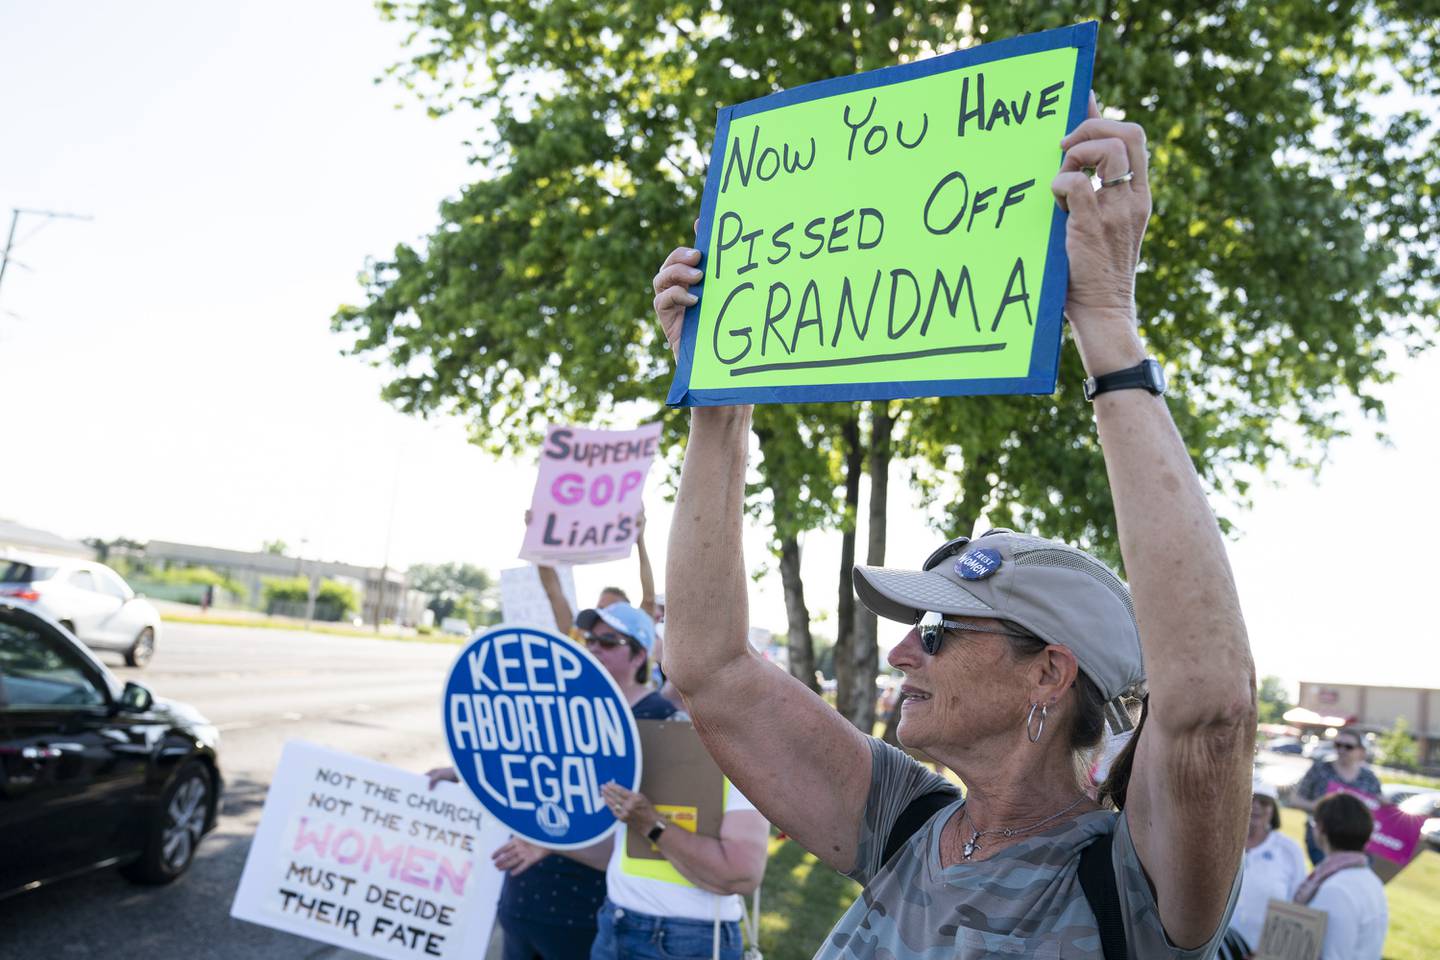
[666,20,1098,408]
[441,624,643,851]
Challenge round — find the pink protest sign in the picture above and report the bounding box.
[520,423,663,565]
[1324,780,1424,869]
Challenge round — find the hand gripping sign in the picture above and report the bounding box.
[667,21,1098,406]
[443,625,641,848]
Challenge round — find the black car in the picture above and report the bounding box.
[0,603,222,899]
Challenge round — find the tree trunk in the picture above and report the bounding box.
[850,404,894,736]
[777,534,819,693]
[834,411,868,729]
[753,421,820,695]
[867,405,897,741]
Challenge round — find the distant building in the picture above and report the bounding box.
[1296,681,1440,770]
[144,540,414,625]
[0,519,96,561]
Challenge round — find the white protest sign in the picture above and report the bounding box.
[499,565,578,631]
[1254,900,1327,960]
[231,741,507,960]
[519,423,663,565]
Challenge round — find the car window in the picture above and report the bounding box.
[0,621,107,709]
[68,569,98,592]
[1,562,56,583]
[93,566,133,600]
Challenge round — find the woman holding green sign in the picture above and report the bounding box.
[652,94,1254,959]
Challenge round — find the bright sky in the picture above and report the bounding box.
[2,1,1435,689]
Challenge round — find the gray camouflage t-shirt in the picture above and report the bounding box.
[814,738,1240,960]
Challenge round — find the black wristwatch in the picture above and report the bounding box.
[1083,358,1166,402]
[646,820,667,844]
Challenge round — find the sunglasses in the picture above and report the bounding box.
[1335,742,1362,751]
[583,631,630,650]
[914,610,1038,656]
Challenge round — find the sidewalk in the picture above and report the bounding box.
[154,600,453,643]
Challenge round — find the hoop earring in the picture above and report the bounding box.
[1026,701,1048,744]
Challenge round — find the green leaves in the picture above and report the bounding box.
[339,0,1439,578]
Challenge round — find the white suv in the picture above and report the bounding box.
[0,555,161,666]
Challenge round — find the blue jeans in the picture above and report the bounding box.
[501,914,597,960]
[589,899,742,960]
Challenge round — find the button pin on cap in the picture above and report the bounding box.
[955,548,1002,581]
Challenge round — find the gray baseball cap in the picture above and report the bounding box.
[853,529,1144,706]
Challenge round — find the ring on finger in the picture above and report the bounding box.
[1098,170,1134,188]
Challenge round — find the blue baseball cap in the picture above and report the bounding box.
[575,602,655,653]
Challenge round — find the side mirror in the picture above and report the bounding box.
[119,681,154,712]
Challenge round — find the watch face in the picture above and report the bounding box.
[1147,359,1167,394]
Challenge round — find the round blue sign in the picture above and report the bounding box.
[442,625,641,849]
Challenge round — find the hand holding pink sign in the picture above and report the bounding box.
[520,423,663,565]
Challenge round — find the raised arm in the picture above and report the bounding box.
[654,246,873,874]
[523,508,575,634]
[635,511,658,619]
[1052,100,1256,947]
[536,564,574,634]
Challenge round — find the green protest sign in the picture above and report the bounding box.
[667,22,1097,407]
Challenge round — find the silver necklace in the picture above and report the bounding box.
[958,795,1089,860]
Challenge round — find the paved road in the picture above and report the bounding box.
[1254,750,1312,790]
[0,622,474,960]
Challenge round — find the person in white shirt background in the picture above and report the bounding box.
[1295,792,1388,960]
[1226,777,1308,953]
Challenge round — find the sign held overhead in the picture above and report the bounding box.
[668,22,1097,406]
[520,423,663,565]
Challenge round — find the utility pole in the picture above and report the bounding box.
[373,446,405,629]
[0,208,93,298]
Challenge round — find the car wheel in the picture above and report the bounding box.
[126,627,155,667]
[121,761,211,885]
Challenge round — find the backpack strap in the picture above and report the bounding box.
[1078,831,1128,960]
[881,789,958,867]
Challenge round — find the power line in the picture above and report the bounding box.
[0,207,94,298]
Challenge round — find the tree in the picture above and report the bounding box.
[83,537,149,578]
[408,562,497,625]
[1374,716,1420,771]
[83,536,145,564]
[262,539,289,556]
[261,577,359,622]
[1256,675,1293,726]
[338,1,1440,729]
[750,407,848,694]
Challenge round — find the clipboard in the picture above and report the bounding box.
[625,719,726,860]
